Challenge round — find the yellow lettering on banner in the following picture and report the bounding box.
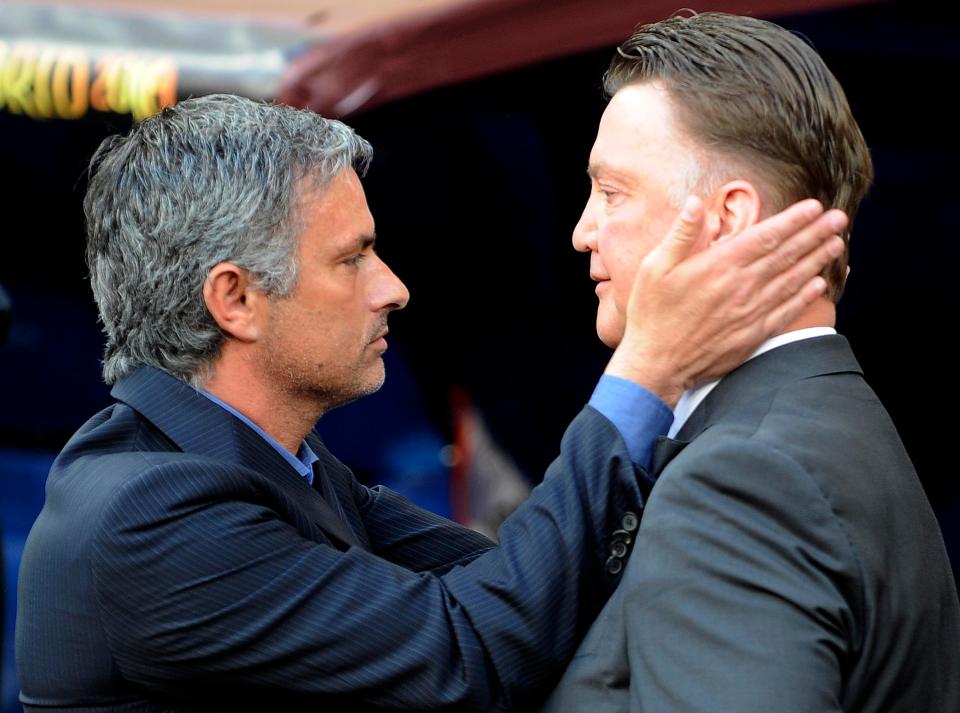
[0,41,8,111]
[89,55,115,113]
[0,44,177,121]
[32,47,59,118]
[129,60,151,120]
[51,49,89,118]
[130,57,178,120]
[156,59,177,113]
[89,54,178,121]
[106,54,130,115]
[2,44,38,116]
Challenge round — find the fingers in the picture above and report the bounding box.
[760,276,829,336]
[753,229,844,307]
[765,208,847,275]
[721,199,836,268]
[610,196,849,402]
[644,196,706,273]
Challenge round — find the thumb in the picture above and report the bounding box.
[644,195,706,273]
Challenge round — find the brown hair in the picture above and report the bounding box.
[605,12,872,301]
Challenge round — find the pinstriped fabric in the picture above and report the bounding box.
[358,485,494,573]
[17,366,648,712]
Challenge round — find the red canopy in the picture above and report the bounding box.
[0,0,877,120]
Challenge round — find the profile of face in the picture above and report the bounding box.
[573,82,704,348]
[258,168,409,410]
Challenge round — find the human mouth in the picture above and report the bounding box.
[369,327,389,351]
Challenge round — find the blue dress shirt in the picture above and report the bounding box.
[589,375,674,471]
[199,376,670,484]
[199,390,319,485]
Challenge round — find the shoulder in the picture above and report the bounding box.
[651,432,848,552]
[626,432,864,651]
[651,383,868,575]
[44,402,275,549]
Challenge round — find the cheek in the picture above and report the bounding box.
[598,229,645,310]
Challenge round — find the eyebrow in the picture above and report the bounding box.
[347,233,377,250]
[333,232,377,259]
[586,161,635,185]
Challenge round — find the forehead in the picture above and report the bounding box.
[589,82,689,178]
[298,169,374,250]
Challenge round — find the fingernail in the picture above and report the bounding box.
[804,199,823,218]
[827,236,844,257]
[682,195,700,220]
[829,211,848,232]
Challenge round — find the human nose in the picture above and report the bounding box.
[374,257,410,312]
[572,197,597,253]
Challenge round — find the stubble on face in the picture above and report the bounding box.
[251,170,401,420]
[257,297,388,417]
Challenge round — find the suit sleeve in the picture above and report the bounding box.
[92,406,648,712]
[623,439,860,713]
[358,483,496,573]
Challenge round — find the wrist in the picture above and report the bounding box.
[605,337,684,409]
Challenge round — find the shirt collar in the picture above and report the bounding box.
[197,390,318,484]
[667,327,836,438]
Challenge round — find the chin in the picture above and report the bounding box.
[359,361,387,395]
[596,317,625,350]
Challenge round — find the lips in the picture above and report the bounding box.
[591,272,610,296]
[368,325,389,348]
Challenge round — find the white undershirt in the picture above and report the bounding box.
[667,327,837,438]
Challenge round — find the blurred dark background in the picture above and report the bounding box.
[1,1,958,709]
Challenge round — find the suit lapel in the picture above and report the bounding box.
[111,366,361,549]
[307,433,372,550]
[675,335,863,443]
[645,337,863,492]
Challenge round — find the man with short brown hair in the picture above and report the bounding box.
[544,13,959,712]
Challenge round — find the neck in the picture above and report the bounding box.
[202,343,318,454]
[779,296,836,335]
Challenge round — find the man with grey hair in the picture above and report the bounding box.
[17,93,846,712]
[544,12,959,712]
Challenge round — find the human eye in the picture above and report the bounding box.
[598,185,623,204]
[344,239,380,268]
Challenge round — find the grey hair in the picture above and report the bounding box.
[84,94,372,386]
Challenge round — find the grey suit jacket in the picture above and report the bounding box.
[543,335,960,713]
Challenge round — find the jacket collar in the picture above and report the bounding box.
[650,335,862,476]
[111,365,361,549]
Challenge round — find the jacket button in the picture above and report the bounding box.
[611,540,628,558]
[605,556,623,575]
[622,512,639,532]
[611,528,632,545]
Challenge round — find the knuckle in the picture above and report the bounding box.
[778,270,802,298]
[778,243,801,269]
[760,230,780,254]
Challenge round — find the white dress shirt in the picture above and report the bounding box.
[667,327,837,438]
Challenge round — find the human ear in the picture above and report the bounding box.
[706,180,762,245]
[202,262,264,342]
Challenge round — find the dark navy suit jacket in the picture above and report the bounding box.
[17,366,649,712]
